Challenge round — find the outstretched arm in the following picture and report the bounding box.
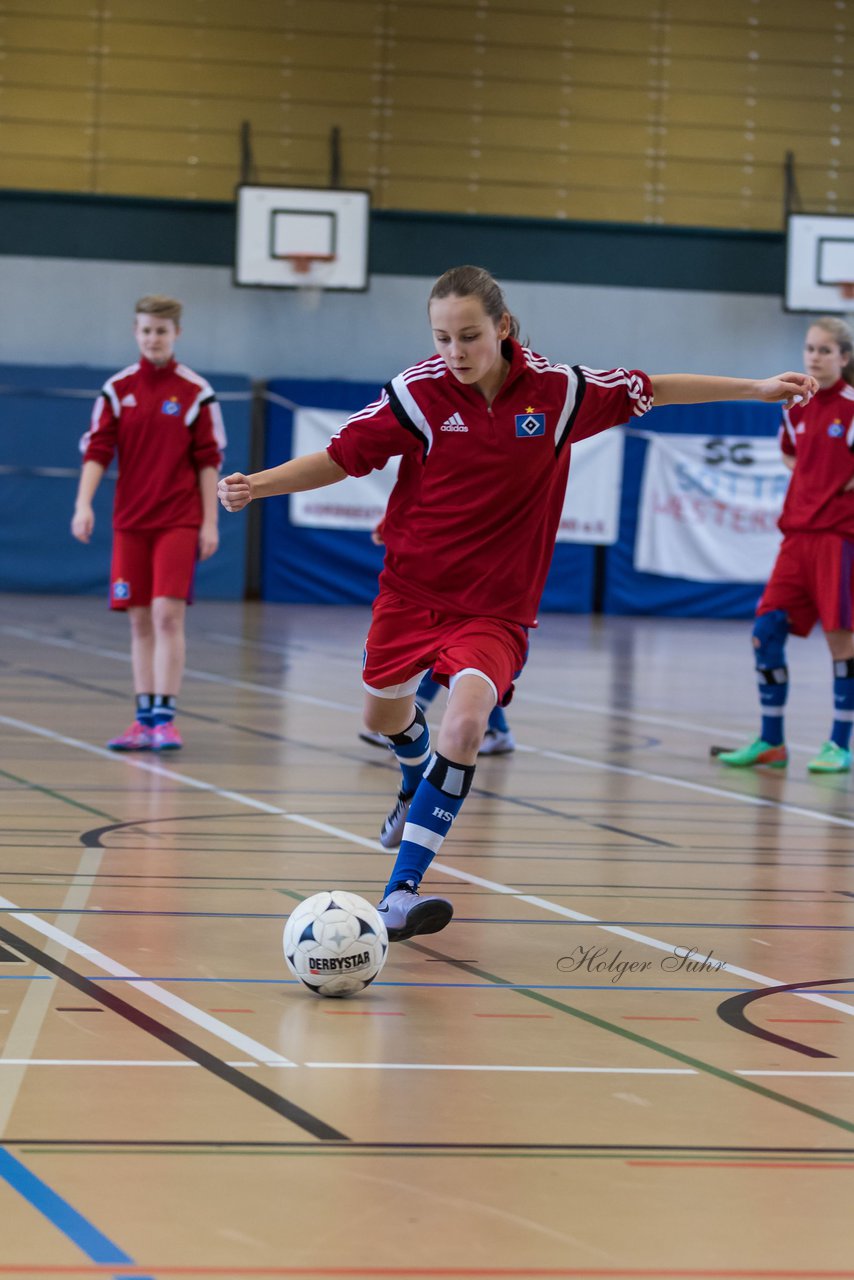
[651,372,817,409]
[218,450,346,512]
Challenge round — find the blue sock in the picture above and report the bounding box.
[757,666,787,747]
[152,694,176,727]
[384,706,431,795]
[384,753,475,895]
[136,693,155,727]
[414,672,441,712]
[831,659,854,750]
[488,703,508,733]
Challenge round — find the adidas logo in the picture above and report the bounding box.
[440,413,467,432]
[121,393,137,407]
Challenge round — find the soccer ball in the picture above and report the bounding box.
[283,890,389,998]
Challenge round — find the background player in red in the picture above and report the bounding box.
[219,264,815,941]
[71,294,226,752]
[718,316,854,774]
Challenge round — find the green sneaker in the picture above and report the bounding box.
[807,741,852,774]
[717,738,788,768]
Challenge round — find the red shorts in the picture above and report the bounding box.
[109,527,198,611]
[362,589,529,705]
[757,531,854,635]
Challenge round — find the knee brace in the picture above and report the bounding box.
[752,609,788,676]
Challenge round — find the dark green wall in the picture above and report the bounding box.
[0,189,785,294]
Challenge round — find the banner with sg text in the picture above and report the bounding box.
[634,434,790,583]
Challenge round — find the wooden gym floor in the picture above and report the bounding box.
[0,593,852,1279]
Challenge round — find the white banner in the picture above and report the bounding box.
[291,408,398,530]
[290,407,624,544]
[635,434,790,582]
[557,429,624,545]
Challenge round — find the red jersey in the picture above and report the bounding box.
[327,339,652,625]
[779,379,854,537]
[81,357,226,531]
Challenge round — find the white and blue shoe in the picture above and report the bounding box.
[379,789,414,848]
[377,882,454,942]
[478,727,516,756]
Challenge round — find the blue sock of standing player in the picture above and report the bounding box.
[152,695,177,727]
[414,672,441,714]
[383,705,431,795]
[831,658,854,750]
[383,752,475,894]
[136,694,155,728]
[753,611,788,746]
[487,702,508,733]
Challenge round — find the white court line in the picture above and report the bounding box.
[2,712,854,1027]
[306,1063,854,1078]
[0,619,830,759]
[3,622,850,827]
[520,692,822,757]
[0,1059,258,1067]
[306,1063,696,1074]
[1,1058,852,1078]
[516,743,854,830]
[0,625,355,712]
[0,891,295,1069]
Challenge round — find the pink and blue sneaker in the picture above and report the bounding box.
[151,723,183,752]
[107,721,152,752]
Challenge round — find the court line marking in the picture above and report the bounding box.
[0,626,355,712]
[198,627,829,757]
[516,744,854,831]
[520,690,825,757]
[0,622,839,772]
[0,1059,852,1079]
[7,629,854,882]
[0,898,295,1069]
[2,713,854,1028]
[306,1064,854,1077]
[405,940,854,1137]
[0,1146,141,1270]
[0,786,121,1136]
[0,921,347,1140]
[0,1060,260,1067]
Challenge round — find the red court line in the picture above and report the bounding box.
[628,1160,854,1170]
[766,1018,841,1024]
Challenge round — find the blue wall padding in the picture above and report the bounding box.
[0,363,251,599]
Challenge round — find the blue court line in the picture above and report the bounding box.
[3,975,852,993]
[0,1146,148,1275]
[3,909,852,931]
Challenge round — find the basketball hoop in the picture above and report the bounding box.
[282,253,335,276]
[273,253,336,311]
[839,282,854,301]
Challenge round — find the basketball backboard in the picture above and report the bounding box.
[235,185,370,291]
[785,213,854,312]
